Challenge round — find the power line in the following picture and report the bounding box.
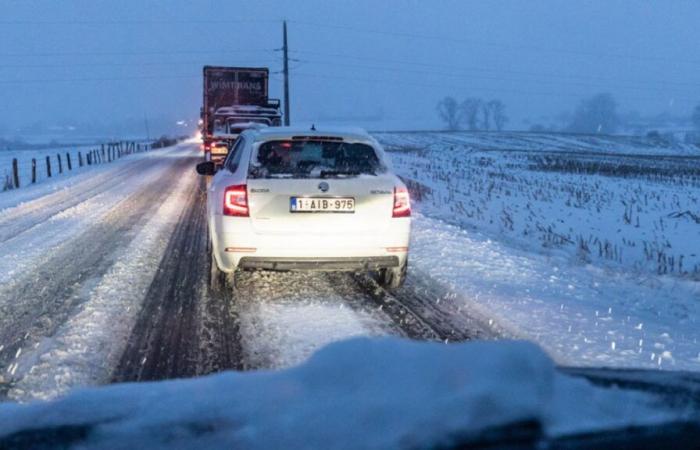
[0,74,201,84]
[288,71,690,105]
[0,19,280,25]
[293,58,700,96]
[0,59,278,69]
[0,48,275,58]
[291,49,700,90]
[289,19,700,66]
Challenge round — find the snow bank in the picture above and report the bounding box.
[0,338,674,449]
[409,213,700,371]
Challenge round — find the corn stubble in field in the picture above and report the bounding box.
[381,132,700,279]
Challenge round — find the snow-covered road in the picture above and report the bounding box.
[0,144,199,400]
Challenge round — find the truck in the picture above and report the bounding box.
[201,66,283,163]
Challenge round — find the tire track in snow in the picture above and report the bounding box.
[353,272,497,342]
[232,271,394,371]
[113,177,243,382]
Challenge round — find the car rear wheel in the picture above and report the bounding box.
[209,237,234,293]
[210,249,225,293]
[379,259,407,289]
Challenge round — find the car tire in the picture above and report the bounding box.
[210,246,227,293]
[379,259,407,289]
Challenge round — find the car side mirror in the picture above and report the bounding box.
[196,161,217,176]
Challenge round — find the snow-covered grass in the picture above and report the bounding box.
[0,141,152,193]
[409,213,700,371]
[1,145,98,190]
[375,131,700,371]
[0,338,680,449]
[377,130,700,156]
[379,132,700,278]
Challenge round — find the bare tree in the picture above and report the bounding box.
[568,93,618,134]
[692,104,700,131]
[460,98,482,131]
[436,96,460,130]
[480,102,491,130]
[489,100,508,131]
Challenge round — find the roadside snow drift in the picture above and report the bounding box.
[0,338,678,449]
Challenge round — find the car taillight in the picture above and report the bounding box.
[392,186,411,218]
[223,184,249,217]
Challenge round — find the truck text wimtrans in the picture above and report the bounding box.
[201,66,282,163]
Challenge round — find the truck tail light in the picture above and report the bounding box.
[392,186,411,218]
[223,184,249,217]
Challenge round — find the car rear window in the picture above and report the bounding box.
[250,139,385,179]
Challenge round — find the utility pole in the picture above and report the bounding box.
[283,20,290,126]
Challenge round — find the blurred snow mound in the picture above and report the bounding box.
[0,338,674,449]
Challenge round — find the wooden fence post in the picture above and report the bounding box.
[78,152,83,167]
[57,154,63,174]
[66,153,72,171]
[46,156,52,177]
[32,158,36,183]
[12,158,19,188]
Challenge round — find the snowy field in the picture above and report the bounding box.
[377,131,700,370]
[379,131,700,277]
[0,140,151,191]
[376,130,700,156]
[0,144,99,189]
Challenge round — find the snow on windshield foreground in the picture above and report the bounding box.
[378,132,700,371]
[0,338,679,449]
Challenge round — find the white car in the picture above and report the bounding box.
[196,126,411,291]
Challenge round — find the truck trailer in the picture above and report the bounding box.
[201,66,282,163]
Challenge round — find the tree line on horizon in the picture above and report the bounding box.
[437,93,700,141]
[436,97,508,132]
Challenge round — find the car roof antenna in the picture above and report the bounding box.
[310,124,316,131]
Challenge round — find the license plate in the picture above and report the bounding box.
[290,197,355,213]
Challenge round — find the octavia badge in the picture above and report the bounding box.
[318,182,329,192]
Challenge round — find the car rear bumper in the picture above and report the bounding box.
[211,215,410,273]
[238,256,400,271]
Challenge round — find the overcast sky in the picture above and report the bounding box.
[1,0,699,136]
